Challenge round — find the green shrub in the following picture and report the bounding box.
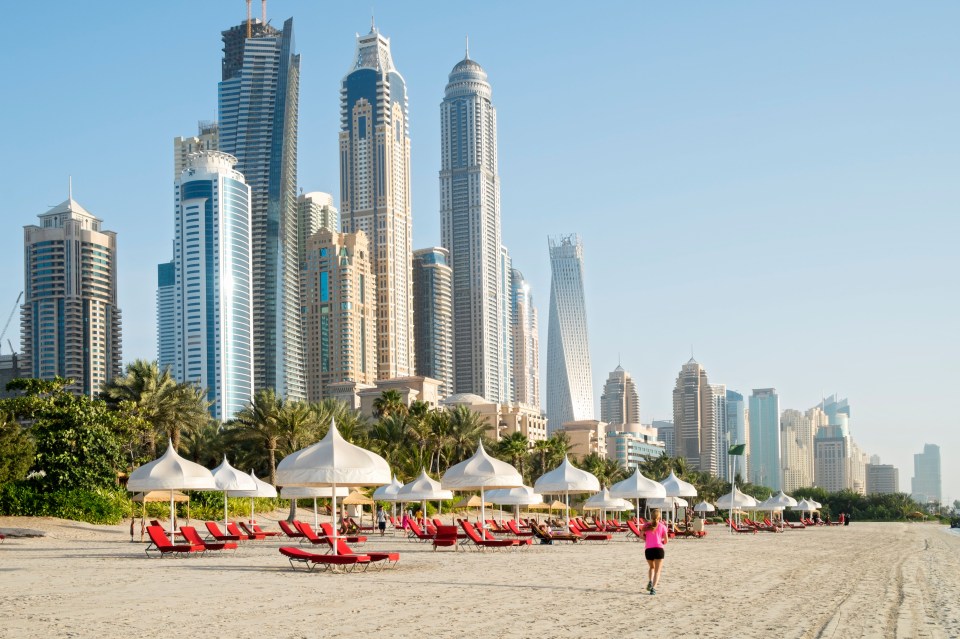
[0,481,133,524]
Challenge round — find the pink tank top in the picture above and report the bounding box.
[644,521,667,549]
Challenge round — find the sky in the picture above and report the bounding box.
[1,1,957,502]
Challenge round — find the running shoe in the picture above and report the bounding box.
[649,588,656,595]
[646,581,653,592]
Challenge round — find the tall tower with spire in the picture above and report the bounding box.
[218,9,303,399]
[440,45,506,401]
[340,23,414,380]
[600,365,640,426]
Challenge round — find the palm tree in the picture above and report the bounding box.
[180,420,223,468]
[496,432,530,482]
[531,439,553,479]
[547,432,572,468]
[227,389,283,485]
[102,359,210,456]
[368,414,410,474]
[445,405,488,465]
[426,410,451,474]
[373,390,406,418]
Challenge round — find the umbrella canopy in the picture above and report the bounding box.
[342,490,375,506]
[398,469,453,501]
[716,486,758,510]
[280,485,349,529]
[372,475,403,502]
[130,490,189,503]
[127,441,217,541]
[485,486,544,507]
[792,498,818,512]
[610,469,667,499]
[227,470,277,498]
[526,502,552,511]
[659,471,698,498]
[582,488,632,512]
[212,456,257,530]
[693,501,716,514]
[275,419,391,555]
[647,496,688,510]
[441,441,523,531]
[534,457,600,531]
[453,495,492,509]
[809,499,822,509]
[769,491,798,508]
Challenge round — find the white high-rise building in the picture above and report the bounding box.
[22,197,122,396]
[174,121,218,178]
[780,408,815,492]
[546,235,593,431]
[672,358,720,475]
[297,192,338,264]
[510,269,540,408]
[440,49,506,401]
[173,151,253,420]
[340,24,414,380]
[600,365,640,427]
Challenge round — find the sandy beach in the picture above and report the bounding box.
[1,516,957,639]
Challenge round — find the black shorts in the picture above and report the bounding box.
[645,547,665,561]
[378,522,386,532]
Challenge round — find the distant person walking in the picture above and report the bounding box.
[642,508,669,595]
[376,505,387,536]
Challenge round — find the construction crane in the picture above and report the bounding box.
[0,292,23,355]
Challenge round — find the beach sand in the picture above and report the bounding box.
[1,516,957,638]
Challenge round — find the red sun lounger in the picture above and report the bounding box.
[320,525,400,570]
[458,520,517,551]
[279,520,305,538]
[180,526,237,553]
[205,521,243,542]
[278,546,370,573]
[145,525,204,557]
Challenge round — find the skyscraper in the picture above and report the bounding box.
[173,121,219,178]
[340,24,414,380]
[546,235,593,431]
[297,192,338,265]
[440,48,505,401]
[780,408,815,492]
[725,390,748,480]
[499,246,514,402]
[219,14,303,399]
[671,358,719,474]
[709,384,727,478]
[510,269,540,408]
[156,260,176,374]
[21,197,121,396]
[911,443,941,505]
[749,388,781,491]
[412,247,454,396]
[600,365,640,427]
[172,152,254,420]
[301,229,377,402]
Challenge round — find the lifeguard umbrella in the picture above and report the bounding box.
[441,442,523,532]
[610,468,666,519]
[228,470,277,525]
[534,456,600,532]
[486,485,543,522]
[212,456,257,531]
[127,440,216,542]
[397,469,453,525]
[276,419,391,555]
[280,485,349,529]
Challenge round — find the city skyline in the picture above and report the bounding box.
[1,2,957,500]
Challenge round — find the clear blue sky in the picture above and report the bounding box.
[2,1,957,502]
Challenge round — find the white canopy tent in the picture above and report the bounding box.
[658,472,697,523]
[396,469,454,525]
[582,488,632,522]
[485,485,544,522]
[533,456,600,532]
[211,456,257,531]
[610,468,667,520]
[276,419,391,555]
[127,440,217,542]
[227,470,277,525]
[693,501,716,515]
[441,442,523,532]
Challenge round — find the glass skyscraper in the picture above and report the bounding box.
[173,152,253,420]
[218,15,303,400]
[725,389,748,480]
[546,235,593,432]
[412,247,454,396]
[22,198,122,396]
[156,260,176,374]
[339,24,414,380]
[510,269,540,408]
[749,388,781,491]
[911,443,941,505]
[440,50,507,401]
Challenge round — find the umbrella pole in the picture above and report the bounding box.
[565,493,570,533]
[169,490,176,543]
[331,483,338,556]
[224,493,229,531]
[314,497,319,530]
[480,488,486,534]
[250,497,255,524]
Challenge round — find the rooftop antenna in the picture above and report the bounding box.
[261,0,266,23]
[465,35,470,59]
[246,0,252,38]
[68,175,73,201]
[371,9,376,32]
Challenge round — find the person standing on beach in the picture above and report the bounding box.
[376,505,387,536]
[643,509,669,595]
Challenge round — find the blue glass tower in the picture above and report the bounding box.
[219,15,303,400]
[749,388,781,491]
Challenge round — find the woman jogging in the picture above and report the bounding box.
[642,508,669,595]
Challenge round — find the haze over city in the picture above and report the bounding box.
[0,1,956,500]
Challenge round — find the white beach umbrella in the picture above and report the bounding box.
[276,419,391,555]
[442,441,524,532]
[212,456,257,530]
[583,488,632,521]
[660,471,698,497]
[533,456,600,532]
[373,475,404,521]
[485,485,544,522]
[716,486,758,510]
[693,501,716,515]
[647,496,688,510]
[280,485,350,529]
[773,491,798,508]
[227,470,277,525]
[610,468,667,520]
[127,440,217,541]
[397,469,454,527]
[792,498,818,519]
